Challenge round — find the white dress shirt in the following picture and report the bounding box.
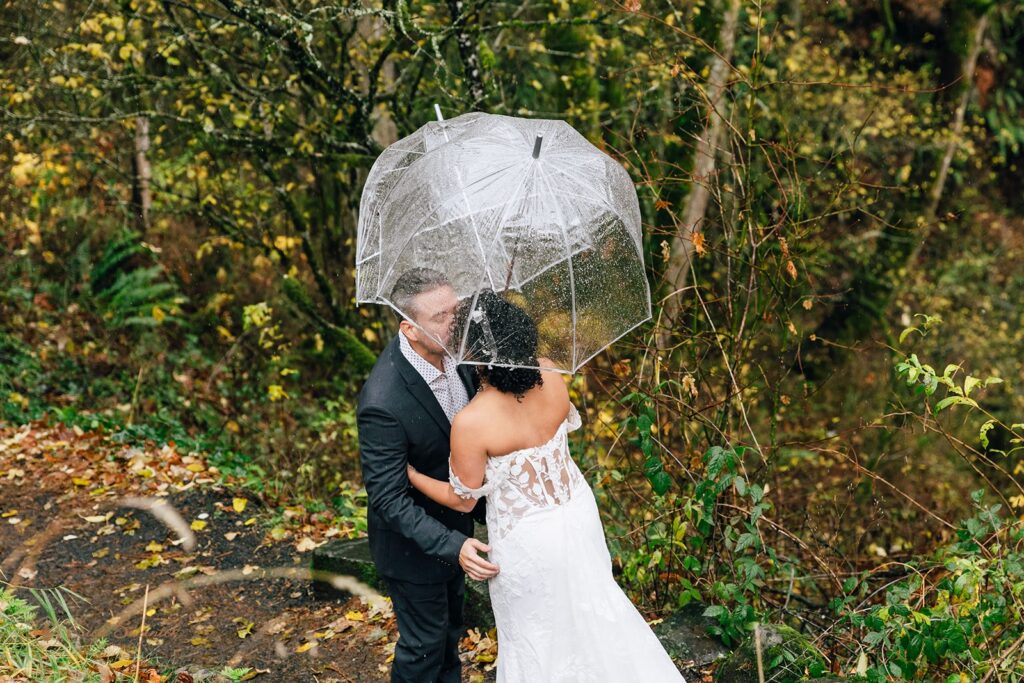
[398,332,469,423]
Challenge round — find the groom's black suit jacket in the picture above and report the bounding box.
[357,335,484,584]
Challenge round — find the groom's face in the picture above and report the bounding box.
[406,284,458,354]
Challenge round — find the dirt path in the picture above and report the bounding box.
[0,420,497,682]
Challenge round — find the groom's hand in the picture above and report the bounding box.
[459,538,499,581]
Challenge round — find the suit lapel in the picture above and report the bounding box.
[391,337,452,438]
[457,363,478,399]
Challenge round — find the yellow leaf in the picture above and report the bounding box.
[295,641,316,653]
[109,659,134,669]
[345,611,364,621]
[118,44,133,60]
[295,537,319,552]
[190,520,207,531]
[186,463,205,473]
[232,498,248,513]
[72,477,91,486]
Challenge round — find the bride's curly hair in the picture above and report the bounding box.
[452,290,543,401]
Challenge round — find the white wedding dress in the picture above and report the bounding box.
[450,403,685,682]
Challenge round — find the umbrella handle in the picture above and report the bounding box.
[471,308,500,362]
[532,134,543,159]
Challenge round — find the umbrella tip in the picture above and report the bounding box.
[532,134,544,159]
[434,103,444,122]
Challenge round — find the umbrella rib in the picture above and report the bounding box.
[373,160,528,301]
[455,167,536,362]
[452,163,494,292]
[535,162,578,371]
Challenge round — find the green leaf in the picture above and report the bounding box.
[649,471,672,496]
[733,476,747,496]
[934,395,977,413]
[643,455,662,478]
[637,414,653,435]
[979,420,995,449]
[964,375,981,397]
[702,605,726,618]
[734,531,757,553]
[898,326,918,344]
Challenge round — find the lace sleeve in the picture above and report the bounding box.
[449,458,502,500]
[566,402,582,432]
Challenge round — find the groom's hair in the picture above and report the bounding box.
[389,267,450,324]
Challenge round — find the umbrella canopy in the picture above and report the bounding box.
[355,112,651,373]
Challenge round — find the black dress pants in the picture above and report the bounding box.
[385,573,466,683]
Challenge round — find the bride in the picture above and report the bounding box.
[407,290,685,682]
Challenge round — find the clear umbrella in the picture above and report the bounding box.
[355,107,484,302]
[355,112,651,373]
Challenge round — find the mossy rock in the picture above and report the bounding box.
[311,532,494,630]
[714,624,827,683]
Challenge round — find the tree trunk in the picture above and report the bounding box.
[131,116,152,234]
[446,0,486,106]
[907,11,990,266]
[658,0,741,349]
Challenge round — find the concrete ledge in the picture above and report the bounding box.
[311,537,495,630]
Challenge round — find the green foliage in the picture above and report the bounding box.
[88,229,187,330]
[833,491,1024,681]
[620,390,672,496]
[0,586,105,682]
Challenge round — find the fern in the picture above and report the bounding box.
[87,230,187,329]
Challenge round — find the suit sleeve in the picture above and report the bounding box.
[358,403,467,566]
[470,494,487,525]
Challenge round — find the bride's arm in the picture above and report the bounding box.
[407,464,478,513]
[407,413,487,513]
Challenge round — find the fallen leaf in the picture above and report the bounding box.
[295,641,316,653]
[224,532,239,541]
[234,617,254,639]
[295,537,319,552]
[233,498,248,513]
[190,519,207,531]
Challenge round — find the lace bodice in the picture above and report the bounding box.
[450,402,585,540]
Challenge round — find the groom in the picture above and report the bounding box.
[357,268,499,683]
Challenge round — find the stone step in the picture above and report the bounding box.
[311,536,494,630]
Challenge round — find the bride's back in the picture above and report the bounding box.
[456,364,570,459]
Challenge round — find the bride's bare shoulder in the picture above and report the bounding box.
[452,396,489,432]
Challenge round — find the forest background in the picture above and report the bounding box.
[2,0,1024,680]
